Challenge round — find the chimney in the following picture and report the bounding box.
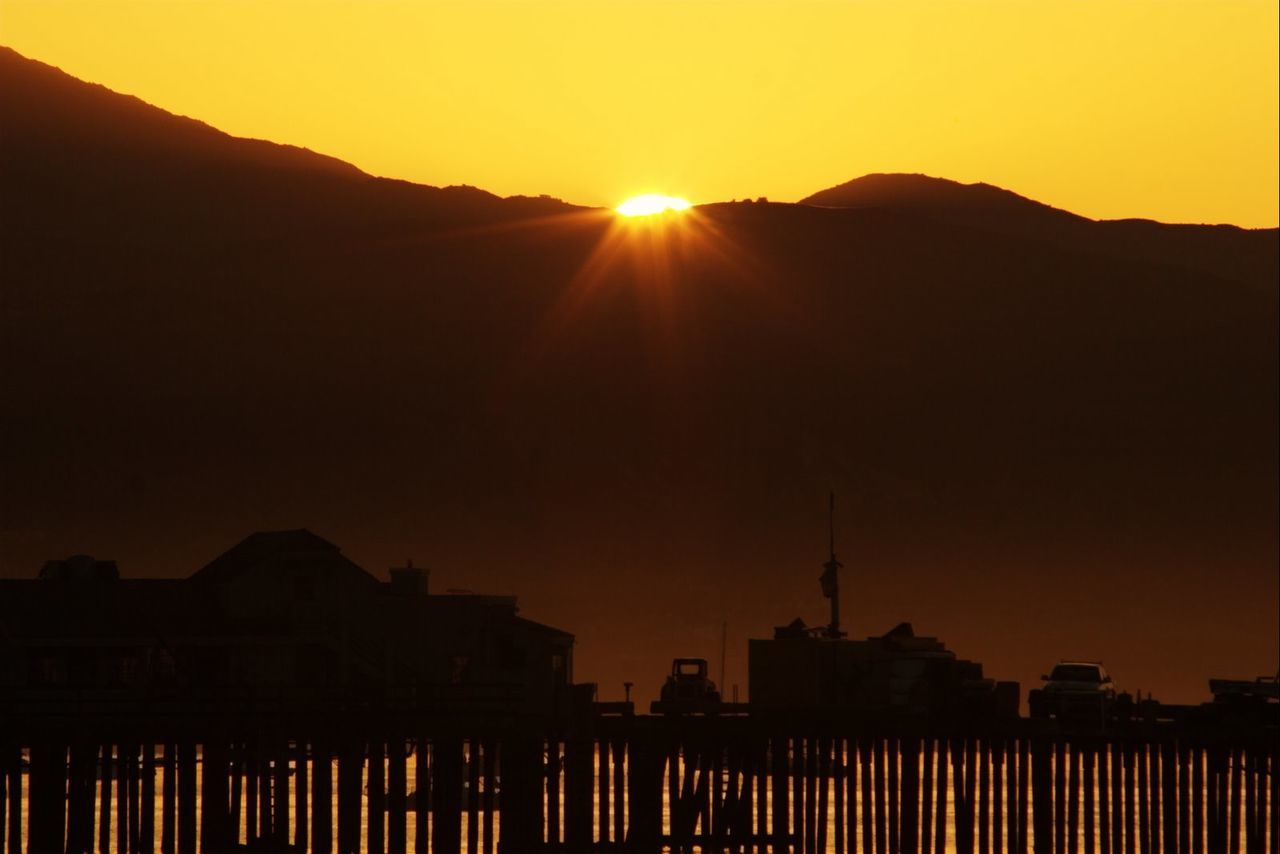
[389,559,428,597]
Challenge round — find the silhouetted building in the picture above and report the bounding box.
[0,531,575,717]
[749,621,1018,718]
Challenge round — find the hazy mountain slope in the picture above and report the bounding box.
[802,173,1278,291]
[0,46,576,249]
[1,49,1275,703]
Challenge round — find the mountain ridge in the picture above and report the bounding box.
[802,173,1277,289]
[0,45,579,248]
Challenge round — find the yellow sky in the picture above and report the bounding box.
[3,1,1277,226]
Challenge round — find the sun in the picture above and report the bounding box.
[616,194,693,217]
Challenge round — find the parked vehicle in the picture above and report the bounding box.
[653,658,721,713]
[1029,661,1117,721]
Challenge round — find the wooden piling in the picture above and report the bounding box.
[1266,751,1277,854]
[497,733,543,854]
[1019,739,1031,854]
[117,743,128,854]
[387,735,406,854]
[1007,738,1020,854]
[0,745,6,854]
[1070,744,1081,854]
[935,737,949,854]
[1031,737,1052,854]
[1244,749,1258,854]
[1112,742,1125,854]
[414,737,428,854]
[199,739,219,853]
[139,743,155,854]
[1084,744,1096,854]
[468,739,481,854]
[230,747,242,849]
[564,733,593,852]
[835,737,847,854]
[177,741,196,854]
[433,735,464,854]
[1139,743,1151,854]
[28,740,66,854]
[626,729,662,854]
[757,736,771,852]
[1100,741,1111,854]
[1124,743,1137,854]
[312,739,333,854]
[276,739,294,850]
[1178,745,1191,854]
[1230,747,1243,854]
[693,741,713,846]
[7,746,22,854]
[875,738,889,854]
[1193,746,1205,854]
[1056,740,1068,854]
[197,742,212,853]
[1211,747,1229,854]
[902,737,920,854]
[980,739,991,854]
[258,742,272,842]
[794,737,808,854]
[922,739,935,854]
[160,742,175,854]
[245,741,259,846]
[1161,742,1176,854]
[808,736,821,854]
[337,739,363,854]
[773,735,791,854]
[550,736,565,846]
[1151,744,1163,854]
[66,738,93,854]
[99,743,113,854]
[484,739,499,854]
[367,736,385,854]
[296,740,310,854]
[994,739,1005,854]
[613,737,626,846]
[888,737,900,854]
[965,739,979,854]
[956,738,974,854]
[128,743,141,854]
[598,737,611,848]
[818,737,832,854]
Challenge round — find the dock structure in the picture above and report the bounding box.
[0,700,1276,853]
[1,535,1276,852]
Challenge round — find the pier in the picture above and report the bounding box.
[2,696,1275,853]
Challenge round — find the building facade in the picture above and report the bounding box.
[0,531,576,718]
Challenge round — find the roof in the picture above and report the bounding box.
[514,616,574,642]
[189,529,380,588]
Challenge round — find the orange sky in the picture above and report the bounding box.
[2,0,1277,226]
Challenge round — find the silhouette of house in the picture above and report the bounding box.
[0,531,575,717]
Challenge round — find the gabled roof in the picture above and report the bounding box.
[189,529,380,588]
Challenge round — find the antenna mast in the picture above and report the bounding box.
[819,492,846,638]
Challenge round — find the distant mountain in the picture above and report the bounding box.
[2,47,1276,704]
[0,46,576,250]
[802,173,1277,291]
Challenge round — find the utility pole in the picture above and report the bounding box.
[819,492,846,638]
